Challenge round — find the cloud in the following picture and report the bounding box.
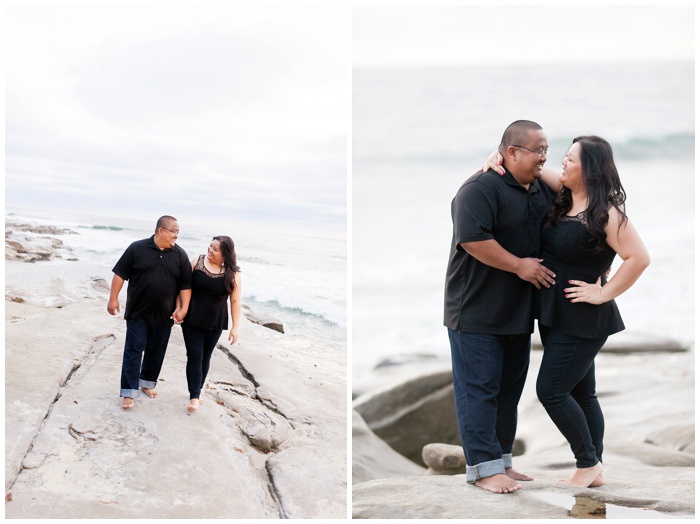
[5,4,348,235]
[353,5,695,67]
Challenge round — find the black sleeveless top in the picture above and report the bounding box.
[184,255,229,331]
[536,213,625,339]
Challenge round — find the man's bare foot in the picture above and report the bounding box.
[141,387,157,398]
[558,462,604,487]
[474,474,522,493]
[187,398,203,412]
[506,468,533,481]
[122,397,134,409]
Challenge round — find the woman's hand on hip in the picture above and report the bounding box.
[564,280,607,305]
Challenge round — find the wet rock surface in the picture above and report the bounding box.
[352,343,694,518]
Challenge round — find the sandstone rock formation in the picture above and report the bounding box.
[421,442,466,476]
[352,410,425,484]
[5,251,346,518]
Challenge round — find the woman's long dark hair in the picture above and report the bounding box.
[545,136,628,252]
[213,235,240,294]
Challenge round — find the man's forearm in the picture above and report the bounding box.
[461,239,555,288]
[461,240,521,273]
[109,274,125,301]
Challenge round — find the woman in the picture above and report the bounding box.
[177,236,242,413]
[486,136,650,487]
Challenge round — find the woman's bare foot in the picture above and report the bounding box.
[589,473,605,487]
[122,397,134,409]
[506,467,533,481]
[474,474,522,493]
[187,398,203,412]
[558,462,604,487]
[141,387,157,398]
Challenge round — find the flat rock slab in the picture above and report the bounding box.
[352,342,695,519]
[5,259,347,518]
[353,450,695,519]
[531,330,689,353]
[6,321,278,518]
[5,300,118,485]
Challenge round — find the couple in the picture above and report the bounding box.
[444,120,650,493]
[107,215,242,413]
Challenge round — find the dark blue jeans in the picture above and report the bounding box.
[120,318,173,398]
[536,325,606,468]
[182,323,222,400]
[449,329,531,482]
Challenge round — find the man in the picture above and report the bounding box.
[108,215,192,409]
[444,120,556,493]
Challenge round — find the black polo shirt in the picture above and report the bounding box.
[444,169,554,335]
[113,236,192,326]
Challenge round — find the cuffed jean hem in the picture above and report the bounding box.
[466,457,506,483]
[503,453,513,469]
[139,379,157,389]
[120,388,141,399]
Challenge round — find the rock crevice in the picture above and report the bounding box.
[209,344,297,516]
[7,334,117,491]
[216,344,289,420]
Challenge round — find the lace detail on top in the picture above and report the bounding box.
[184,255,229,331]
[561,211,588,226]
[195,254,225,278]
[537,212,625,338]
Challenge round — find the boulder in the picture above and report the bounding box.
[236,406,291,451]
[352,353,451,399]
[242,305,284,333]
[91,278,111,294]
[421,443,465,476]
[352,410,425,484]
[352,368,461,465]
[6,222,74,235]
[644,424,694,454]
[5,237,67,262]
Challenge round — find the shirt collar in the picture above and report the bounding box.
[148,234,173,251]
[501,167,542,194]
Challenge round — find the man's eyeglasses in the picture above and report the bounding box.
[161,227,180,235]
[512,145,548,158]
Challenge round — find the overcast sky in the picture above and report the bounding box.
[354,4,695,67]
[5,5,348,237]
[4,4,695,237]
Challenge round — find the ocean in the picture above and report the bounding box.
[352,61,695,377]
[5,207,347,355]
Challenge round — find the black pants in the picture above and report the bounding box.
[536,325,607,468]
[182,323,222,400]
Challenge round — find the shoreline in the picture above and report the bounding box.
[5,214,346,345]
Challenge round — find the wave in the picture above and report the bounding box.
[547,132,695,162]
[77,224,127,232]
[246,296,342,328]
[356,131,695,167]
[611,132,695,160]
[239,256,280,267]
